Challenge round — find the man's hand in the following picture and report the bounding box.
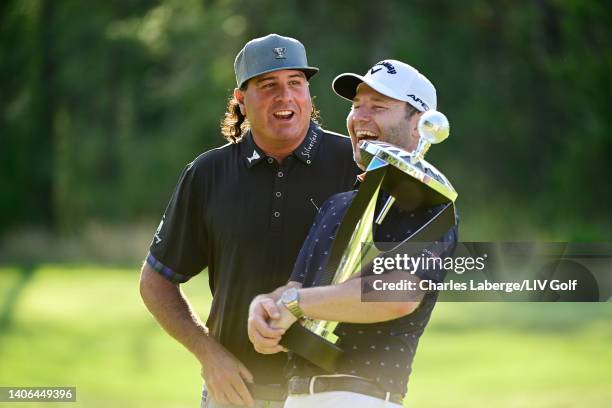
[269,299,298,331]
[198,339,255,407]
[248,295,286,354]
[140,264,254,406]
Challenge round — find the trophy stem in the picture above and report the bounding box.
[411,141,431,163]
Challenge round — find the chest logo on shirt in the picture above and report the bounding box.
[247,150,261,163]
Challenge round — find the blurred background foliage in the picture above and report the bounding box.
[1,2,611,407]
[1,0,611,263]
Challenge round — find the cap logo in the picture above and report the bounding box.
[273,47,287,59]
[407,94,430,111]
[371,61,397,75]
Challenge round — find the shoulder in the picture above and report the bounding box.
[320,190,358,212]
[188,142,239,173]
[171,142,241,190]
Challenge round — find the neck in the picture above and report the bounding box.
[251,130,308,163]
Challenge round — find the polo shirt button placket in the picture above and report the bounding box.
[270,164,286,235]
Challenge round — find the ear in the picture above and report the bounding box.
[413,111,423,133]
[234,88,246,116]
[410,111,423,146]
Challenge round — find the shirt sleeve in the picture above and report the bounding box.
[289,198,333,283]
[147,161,208,283]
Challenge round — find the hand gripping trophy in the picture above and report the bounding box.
[279,110,458,372]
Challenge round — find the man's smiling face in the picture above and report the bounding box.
[347,83,421,169]
[236,69,312,148]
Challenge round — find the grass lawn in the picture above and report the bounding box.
[0,265,610,407]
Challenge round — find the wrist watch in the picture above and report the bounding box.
[280,287,304,319]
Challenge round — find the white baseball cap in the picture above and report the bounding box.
[332,59,437,112]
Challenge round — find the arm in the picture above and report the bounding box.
[250,273,424,354]
[288,215,458,324]
[139,263,254,407]
[298,272,423,323]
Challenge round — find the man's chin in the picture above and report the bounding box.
[353,153,366,170]
[275,129,305,142]
[272,121,309,138]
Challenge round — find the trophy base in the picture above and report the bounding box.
[280,323,343,373]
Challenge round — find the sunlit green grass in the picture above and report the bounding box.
[0,265,610,407]
[0,265,211,408]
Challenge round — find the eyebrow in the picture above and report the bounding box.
[353,96,390,103]
[256,73,306,84]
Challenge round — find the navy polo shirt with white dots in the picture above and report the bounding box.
[288,190,458,395]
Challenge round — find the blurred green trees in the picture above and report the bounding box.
[1,0,610,239]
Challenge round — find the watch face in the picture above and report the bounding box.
[282,287,298,303]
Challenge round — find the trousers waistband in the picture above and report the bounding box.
[287,375,403,405]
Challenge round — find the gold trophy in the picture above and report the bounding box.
[280,111,458,371]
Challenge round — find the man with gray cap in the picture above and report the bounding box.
[140,34,359,407]
[248,59,457,407]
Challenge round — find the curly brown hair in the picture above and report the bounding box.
[220,83,321,143]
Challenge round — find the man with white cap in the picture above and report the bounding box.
[333,59,438,168]
[248,60,457,407]
[140,34,359,408]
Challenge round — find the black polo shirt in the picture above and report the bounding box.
[288,190,458,395]
[147,122,360,384]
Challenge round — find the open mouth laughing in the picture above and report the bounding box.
[273,110,295,120]
[355,129,379,141]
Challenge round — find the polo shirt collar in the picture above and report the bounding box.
[242,121,323,168]
[292,122,323,165]
[242,131,266,168]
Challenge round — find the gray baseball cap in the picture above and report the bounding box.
[234,34,319,88]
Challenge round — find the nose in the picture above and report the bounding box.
[351,107,371,123]
[274,83,292,102]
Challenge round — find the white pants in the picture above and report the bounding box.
[284,391,403,408]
